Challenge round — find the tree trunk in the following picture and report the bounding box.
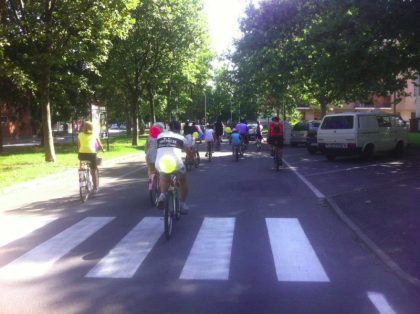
[40,64,56,162]
[131,102,139,146]
[320,102,327,118]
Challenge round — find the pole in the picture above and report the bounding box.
[204,93,207,124]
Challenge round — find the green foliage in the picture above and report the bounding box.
[97,0,213,134]
[232,0,420,118]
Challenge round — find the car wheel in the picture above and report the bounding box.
[393,141,405,158]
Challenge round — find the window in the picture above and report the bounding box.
[391,116,406,127]
[377,116,391,127]
[358,116,378,129]
[321,116,354,129]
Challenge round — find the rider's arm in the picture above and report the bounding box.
[96,137,104,152]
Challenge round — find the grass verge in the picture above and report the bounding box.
[408,132,420,147]
[0,135,147,189]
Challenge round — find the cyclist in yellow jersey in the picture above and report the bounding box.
[77,121,104,192]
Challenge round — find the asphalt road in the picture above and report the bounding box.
[0,142,419,314]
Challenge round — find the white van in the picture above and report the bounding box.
[317,112,408,161]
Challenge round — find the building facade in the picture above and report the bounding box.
[297,78,420,125]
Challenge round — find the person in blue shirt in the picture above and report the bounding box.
[231,128,242,145]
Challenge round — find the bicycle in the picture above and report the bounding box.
[79,160,96,202]
[194,146,200,167]
[232,143,240,161]
[273,139,282,171]
[148,171,160,206]
[206,141,213,162]
[164,174,181,240]
[215,135,222,150]
[255,137,262,152]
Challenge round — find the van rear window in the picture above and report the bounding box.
[321,116,354,129]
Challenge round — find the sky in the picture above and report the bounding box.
[203,0,252,55]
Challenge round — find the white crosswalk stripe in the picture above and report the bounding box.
[180,217,235,280]
[86,217,163,279]
[0,215,57,248]
[0,216,334,284]
[0,217,114,281]
[367,292,397,314]
[266,218,330,282]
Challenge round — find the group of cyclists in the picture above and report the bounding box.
[76,116,285,213]
[144,116,285,215]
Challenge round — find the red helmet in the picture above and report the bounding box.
[149,126,161,138]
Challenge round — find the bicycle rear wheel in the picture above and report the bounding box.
[164,192,174,239]
[149,174,159,206]
[274,148,281,171]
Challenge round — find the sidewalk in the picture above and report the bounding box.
[326,147,420,289]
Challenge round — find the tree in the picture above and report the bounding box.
[98,0,212,145]
[232,0,420,118]
[1,0,137,161]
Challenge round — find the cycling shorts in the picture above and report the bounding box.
[78,153,98,168]
[159,165,187,181]
[268,136,283,147]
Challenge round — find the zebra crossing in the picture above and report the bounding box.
[0,215,331,282]
[0,215,399,314]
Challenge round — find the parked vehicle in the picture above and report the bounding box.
[306,121,321,154]
[247,122,258,141]
[291,120,320,148]
[317,112,408,161]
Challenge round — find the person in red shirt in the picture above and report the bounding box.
[267,116,284,163]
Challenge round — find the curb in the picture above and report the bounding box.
[325,196,420,290]
[0,152,145,196]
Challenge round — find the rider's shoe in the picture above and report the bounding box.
[156,193,166,209]
[180,202,189,215]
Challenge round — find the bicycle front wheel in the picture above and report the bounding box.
[79,171,90,202]
[164,192,174,239]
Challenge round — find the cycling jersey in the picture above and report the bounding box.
[236,123,248,135]
[205,129,215,142]
[155,131,186,174]
[146,137,158,163]
[269,122,283,137]
[78,132,96,153]
[231,133,241,145]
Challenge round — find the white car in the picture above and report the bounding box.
[317,112,407,161]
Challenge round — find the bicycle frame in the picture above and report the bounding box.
[207,141,213,161]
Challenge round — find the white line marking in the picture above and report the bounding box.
[86,217,163,279]
[305,163,385,177]
[180,217,235,280]
[367,292,397,314]
[0,217,114,281]
[0,215,56,248]
[266,218,330,282]
[282,159,325,198]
